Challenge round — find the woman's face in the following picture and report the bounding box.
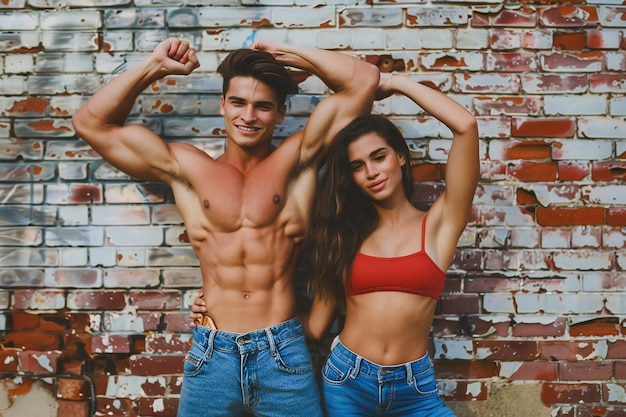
[347,133,406,202]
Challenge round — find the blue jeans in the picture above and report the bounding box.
[322,338,456,417]
[178,318,323,417]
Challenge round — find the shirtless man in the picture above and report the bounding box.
[72,38,379,416]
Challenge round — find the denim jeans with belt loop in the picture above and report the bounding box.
[178,317,323,417]
[322,337,456,417]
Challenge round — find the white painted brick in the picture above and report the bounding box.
[273,6,336,28]
[433,338,473,360]
[456,29,489,50]
[553,250,613,271]
[477,116,512,139]
[0,12,38,30]
[5,54,34,74]
[421,29,454,49]
[606,51,626,71]
[510,228,540,248]
[582,185,626,204]
[571,226,602,248]
[483,249,521,270]
[339,6,403,27]
[92,206,151,225]
[406,6,468,27]
[455,73,520,94]
[618,252,626,271]
[543,293,604,314]
[46,227,104,247]
[522,272,581,293]
[578,116,626,139]
[478,227,509,248]
[483,293,516,313]
[89,248,117,267]
[610,96,626,116]
[551,139,613,160]
[385,29,422,50]
[480,206,535,227]
[421,51,484,71]
[60,248,89,266]
[544,95,607,115]
[106,227,164,246]
[541,229,571,249]
[41,11,102,30]
[605,295,626,314]
[604,228,626,249]
[42,32,99,52]
[0,76,26,94]
[58,206,89,226]
[582,272,626,292]
[617,141,626,157]
[514,293,546,313]
[457,227,477,247]
[317,30,352,49]
[474,184,515,206]
[116,248,148,267]
[523,30,553,50]
[518,184,580,206]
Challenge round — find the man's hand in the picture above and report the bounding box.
[151,38,200,76]
[189,289,206,328]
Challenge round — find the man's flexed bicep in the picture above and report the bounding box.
[72,38,200,183]
[75,119,179,183]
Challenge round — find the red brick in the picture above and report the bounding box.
[590,74,626,93]
[411,163,441,181]
[95,397,135,417]
[509,162,558,182]
[570,317,620,337]
[559,161,590,181]
[10,312,40,331]
[488,52,536,72]
[438,294,480,315]
[536,207,606,226]
[0,349,19,372]
[542,382,601,404]
[607,340,626,359]
[616,362,626,380]
[560,361,613,381]
[608,207,626,226]
[508,361,558,380]
[18,350,60,373]
[1,332,61,350]
[540,6,599,27]
[137,397,179,417]
[56,399,90,417]
[473,340,539,360]
[491,8,537,27]
[68,290,127,310]
[58,377,90,400]
[539,340,599,361]
[464,275,521,293]
[512,317,567,337]
[130,354,184,376]
[163,312,194,333]
[433,359,499,379]
[541,51,604,72]
[512,117,576,138]
[554,31,586,50]
[129,290,182,310]
[592,161,626,181]
[517,188,540,205]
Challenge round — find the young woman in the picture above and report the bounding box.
[192,74,479,416]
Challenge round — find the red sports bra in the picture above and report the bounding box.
[346,214,446,299]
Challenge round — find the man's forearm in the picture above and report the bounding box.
[82,57,164,127]
[275,44,377,95]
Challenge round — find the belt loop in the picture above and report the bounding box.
[205,330,217,360]
[405,363,414,385]
[265,328,277,357]
[350,356,361,379]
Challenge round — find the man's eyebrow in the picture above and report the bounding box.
[226,95,276,107]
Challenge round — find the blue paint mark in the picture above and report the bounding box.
[242,32,257,48]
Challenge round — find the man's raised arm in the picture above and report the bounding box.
[252,40,380,163]
[72,38,200,182]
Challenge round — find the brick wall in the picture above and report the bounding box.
[1,1,625,416]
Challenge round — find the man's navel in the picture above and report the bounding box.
[204,199,210,209]
[273,194,280,205]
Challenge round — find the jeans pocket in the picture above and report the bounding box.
[272,335,314,374]
[321,356,350,386]
[183,338,209,377]
[411,363,440,396]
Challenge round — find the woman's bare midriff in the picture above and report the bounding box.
[339,292,437,365]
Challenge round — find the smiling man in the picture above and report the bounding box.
[71,38,379,416]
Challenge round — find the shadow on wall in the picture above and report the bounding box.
[448,383,551,417]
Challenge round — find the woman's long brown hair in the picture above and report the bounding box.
[308,115,414,308]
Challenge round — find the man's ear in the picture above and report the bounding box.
[277,104,286,123]
[219,95,225,116]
